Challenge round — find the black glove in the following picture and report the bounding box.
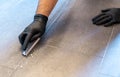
[19,14,48,50]
[92,8,120,27]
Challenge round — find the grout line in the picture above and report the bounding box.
[98,26,115,73]
[100,72,116,77]
[0,64,14,70]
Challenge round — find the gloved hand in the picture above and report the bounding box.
[19,14,48,50]
[92,8,120,27]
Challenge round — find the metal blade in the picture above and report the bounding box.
[22,38,41,56]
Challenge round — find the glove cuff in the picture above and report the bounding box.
[34,14,48,24]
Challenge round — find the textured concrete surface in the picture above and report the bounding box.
[0,0,120,77]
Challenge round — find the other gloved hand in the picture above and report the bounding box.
[92,8,120,27]
[19,14,48,50]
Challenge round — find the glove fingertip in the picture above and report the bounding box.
[104,22,113,27]
[101,9,110,12]
[92,20,96,24]
[104,24,112,27]
[22,33,33,50]
[22,46,26,50]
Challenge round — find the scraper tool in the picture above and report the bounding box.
[22,38,41,56]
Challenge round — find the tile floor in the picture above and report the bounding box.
[0,0,120,77]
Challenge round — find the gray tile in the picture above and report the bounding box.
[12,45,102,77]
[99,25,120,77]
[0,36,24,69]
[41,0,113,58]
[0,0,120,77]
[0,66,13,77]
[98,73,115,77]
